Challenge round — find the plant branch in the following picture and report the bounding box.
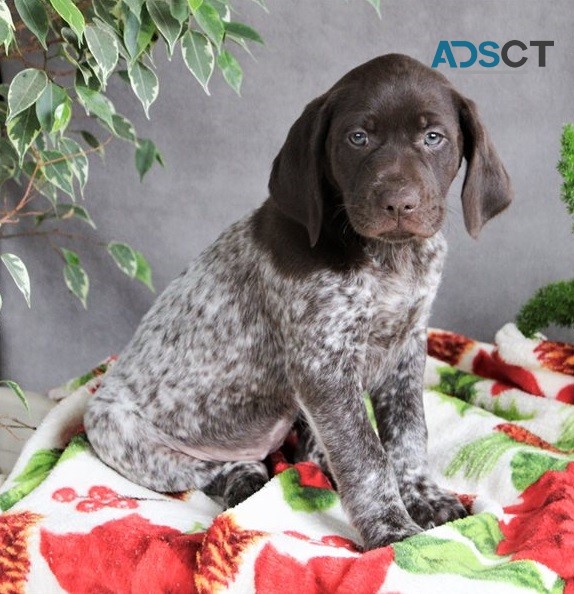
[0,135,113,227]
[0,415,37,438]
[0,228,104,247]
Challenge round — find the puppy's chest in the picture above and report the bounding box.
[366,272,426,345]
[362,247,442,349]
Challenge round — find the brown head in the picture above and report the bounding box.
[269,53,512,247]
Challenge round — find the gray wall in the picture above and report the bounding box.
[2,0,573,391]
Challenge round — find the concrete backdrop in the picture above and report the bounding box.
[1,0,573,391]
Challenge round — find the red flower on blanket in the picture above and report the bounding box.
[0,511,43,594]
[497,461,574,593]
[40,513,204,594]
[195,514,266,593]
[52,485,139,512]
[534,340,574,376]
[295,462,334,490]
[269,453,333,489]
[472,349,543,395]
[427,330,474,365]
[254,541,395,593]
[284,530,361,552]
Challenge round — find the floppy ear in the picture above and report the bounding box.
[458,97,513,238]
[269,93,331,247]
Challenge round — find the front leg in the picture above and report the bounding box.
[286,342,421,550]
[371,330,467,529]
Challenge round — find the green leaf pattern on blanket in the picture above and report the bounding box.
[278,467,338,512]
[393,533,554,593]
[66,361,110,391]
[447,431,574,490]
[0,434,89,511]
[492,398,536,422]
[431,365,535,421]
[451,513,504,559]
[435,391,475,416]
[551,579,567,594]
[432,366,482,403]
[510,451,569,491]
[0,448,62,511]
[446,433,516,480]
[57,433,90,464]
[556,411,574,450]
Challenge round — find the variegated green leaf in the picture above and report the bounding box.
[192,0,223,48]
[61,247,80,266]
[35,82,68,133]
[14,0,48,48]
[7,106,41,162]
[146,0,181,56]
[208,0,229,21]
[217,49,242,95]
[128,60,158,118]
[135,250,154,291]
[0,0,15,47]
[85,24,119,84]
[108,241,138,278]
[0,380,29,412]
[75,85,115,128]
[169,0,188,22]
[40,149,75,198]
[0,0,14,28]
[1,253,31,307]
[36,204,96,228]
[63,258,89,308]
[110,113,137,142]
[0,138,18,183]
[48,0,85,39]
[180,30,214,94]
[53,97,72,133]
[123,8,140,58]
[123,0,144,19]
[135,5,155,57]
[135,138,161,180]
[58,137,89,191]
[91,0,116,31]
[7,68,48,121]
[224,21,263,44]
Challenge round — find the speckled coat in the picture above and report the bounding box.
[85,54,512,549]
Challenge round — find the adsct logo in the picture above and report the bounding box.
[432,40,554,69]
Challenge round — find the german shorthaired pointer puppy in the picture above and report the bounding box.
[85,54,512,549]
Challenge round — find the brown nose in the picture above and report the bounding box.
[379,192,420,216]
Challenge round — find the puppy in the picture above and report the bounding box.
[85,54,512,549]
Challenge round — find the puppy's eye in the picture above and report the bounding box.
[348,131,368,147]
[424,132,444,147]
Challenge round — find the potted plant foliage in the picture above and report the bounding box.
[0,0,379,401]
[516,124,574,338]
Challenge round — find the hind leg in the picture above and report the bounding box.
[84,398,268,507]
[293,414,335,486]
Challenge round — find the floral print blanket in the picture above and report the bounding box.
[1,323,574,594]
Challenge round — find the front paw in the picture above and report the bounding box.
[401,476,467,530]
[361,510,423,550]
